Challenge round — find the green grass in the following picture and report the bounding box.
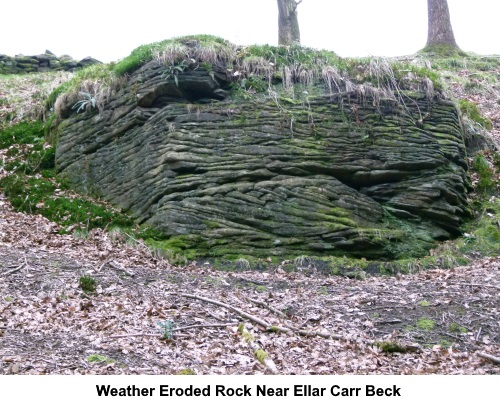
[459,99,493,130]
[448,323,467,334]
[0,119,136,233]
[113,34,235,76]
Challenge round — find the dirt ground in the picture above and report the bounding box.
[0,197,498,375]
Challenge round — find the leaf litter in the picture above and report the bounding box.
[0,195,498,374]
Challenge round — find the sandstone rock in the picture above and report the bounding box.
[55,58,471,260]
[0,52,100,75]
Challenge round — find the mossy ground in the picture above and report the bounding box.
[419,44,468,58]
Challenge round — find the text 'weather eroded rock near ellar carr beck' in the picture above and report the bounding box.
[55,42,470,260]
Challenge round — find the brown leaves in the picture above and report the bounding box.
[1,188,500,374]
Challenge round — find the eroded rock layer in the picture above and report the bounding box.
[56,60,470,259]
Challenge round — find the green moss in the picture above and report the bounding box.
[317,286,329,295]
[0,120,44,148]
[448,323,467,334]
[420,44,468,58]
[254,349,269,365]
[86,354,116,364]
[176,368,196,375]
[416,318,436,331]
[255,285,267,293]
[418,300,431,307]
[134,225,166,241]
[438,339,452,349]
[375,341,410,353]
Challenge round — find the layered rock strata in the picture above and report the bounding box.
[56,60,470,259]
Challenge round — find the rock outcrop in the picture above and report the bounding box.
[0,51,100,74]
[55,53,470,260]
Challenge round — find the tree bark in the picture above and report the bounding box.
[277,0,301,46]
[426,0,458,48]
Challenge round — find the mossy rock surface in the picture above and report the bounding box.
[55,40,470,260]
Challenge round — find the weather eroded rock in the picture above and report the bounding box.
[55,55,470,259]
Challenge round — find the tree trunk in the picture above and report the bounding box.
[277,0,301,46]
[426,0,458,48]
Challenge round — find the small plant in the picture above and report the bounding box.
[294,255,311,268]
[473,154,496,194]
[463,233,476,244]
[72,92,97,113]
[163,60,188,87]
[235,257,251,270]
[157,319,175,340]
[79,275,97,293]
[438,339,452,349]
[418,300,431,307]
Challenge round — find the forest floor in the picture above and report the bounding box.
[0,199,498,375]
[0,54,499,375]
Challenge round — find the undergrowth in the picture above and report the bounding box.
[0,120,134,233]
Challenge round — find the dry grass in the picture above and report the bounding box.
[0,71,72,126]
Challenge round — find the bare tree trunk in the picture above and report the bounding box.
[426,0,459,48]
[277,0,301,46]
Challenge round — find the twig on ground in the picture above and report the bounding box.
[448,282,500,290]
[475,327,482,341]
[181,293,272,329]
[2,263,24,276]
[477,352,500,364]
[106,260,135,277]
[109,333,161,339]
[181,293,343,340]
[247,297,288,318]
[109,323,237,339]
[172,322,238,332]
